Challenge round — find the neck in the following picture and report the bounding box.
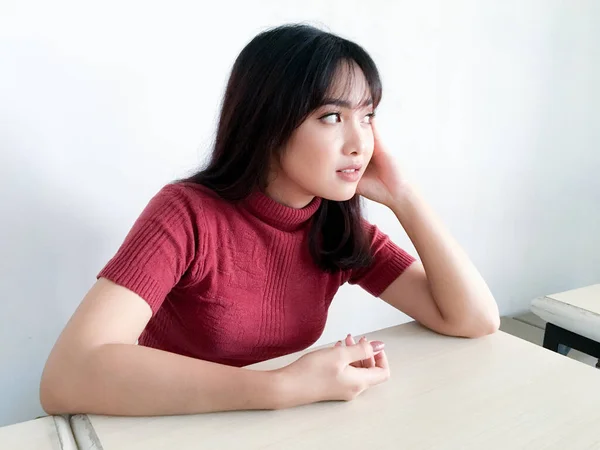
[265,176,315,209]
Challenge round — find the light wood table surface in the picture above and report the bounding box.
[71,322,600,450]
[0,415,77,450]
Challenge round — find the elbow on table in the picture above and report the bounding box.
[39,379,63,415]
[441,310,500,339]
[39,360,80,415]
[461,293,501,338]
[39,372,70,416]
[462,313,500,338]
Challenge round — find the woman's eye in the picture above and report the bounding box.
[364,112,375,124]
[320,113,341,124]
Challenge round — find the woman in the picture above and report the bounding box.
[40,24,499,416]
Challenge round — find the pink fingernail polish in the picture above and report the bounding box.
[370,341,385,352]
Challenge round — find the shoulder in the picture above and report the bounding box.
[345,217,416,297]
[360,218,389,247]
[147,182,233,218]
[157,181,222,204]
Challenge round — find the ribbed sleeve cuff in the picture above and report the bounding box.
[359,244,416,298]
[98,258,167,315]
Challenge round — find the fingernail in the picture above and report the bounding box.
[370,341,385,352]
[347,334,352,338]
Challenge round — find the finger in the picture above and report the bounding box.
[347,363,389,387]
[370,340,385,354]
[342,339,375,365]
[370,119,383,152]
[355,348,390,386]
[357,337,370,368]
[362,365,390,386]
[345,334,361,368]
[360,337,375,368]
[374,348,390,372]
[334,340,342,348]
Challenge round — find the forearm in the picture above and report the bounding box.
[390,186,499,334]
[41,343,284,416]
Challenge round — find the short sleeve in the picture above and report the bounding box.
[97,184,202,314]
[347,221,416,297]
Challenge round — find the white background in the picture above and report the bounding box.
[1,0,599,426]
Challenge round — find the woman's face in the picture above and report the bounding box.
[267,64,375,208]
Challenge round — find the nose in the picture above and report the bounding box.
[342,120,370,156]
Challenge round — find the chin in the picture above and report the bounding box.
[321,188,357,202]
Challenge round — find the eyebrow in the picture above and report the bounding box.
[321,97,374,109]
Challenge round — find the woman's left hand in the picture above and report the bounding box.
[357,120,408,208]
[334,334,378,369]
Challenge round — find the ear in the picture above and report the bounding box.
[266,153,281,185]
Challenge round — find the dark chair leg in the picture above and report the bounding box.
[557,344,571,356]
[543,322,600,365]
[543,322,561,352]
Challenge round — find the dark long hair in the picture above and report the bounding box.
[185,24,382,272]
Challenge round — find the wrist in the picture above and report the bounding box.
[271,363,324,410]
[387,183,419,215]
[269,368,303,410]
[234,368,292,411]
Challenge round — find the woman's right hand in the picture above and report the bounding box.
[274,337,390,408]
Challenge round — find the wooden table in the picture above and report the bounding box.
[0,415,77,450]
[531,284,600,366]
[70,322,600,450]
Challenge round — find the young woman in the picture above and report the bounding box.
[40,24,499,416]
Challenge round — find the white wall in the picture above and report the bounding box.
[1,0,599,427]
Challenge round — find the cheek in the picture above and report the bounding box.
[290,132,339,167]
[280,147,324,180]
[281,121,348,181]
[365,132,375,154]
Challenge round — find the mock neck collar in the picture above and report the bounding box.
[243,190,322,231]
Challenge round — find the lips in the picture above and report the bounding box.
[336,163,363,182]
[336,164,362,173]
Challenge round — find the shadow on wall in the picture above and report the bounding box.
[0,144,109,426]
[508,8,600,309]
[0,42,125,426]
[0,37,194,426]
[457,6,600,314]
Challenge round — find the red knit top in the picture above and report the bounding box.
[98,182,415,367]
